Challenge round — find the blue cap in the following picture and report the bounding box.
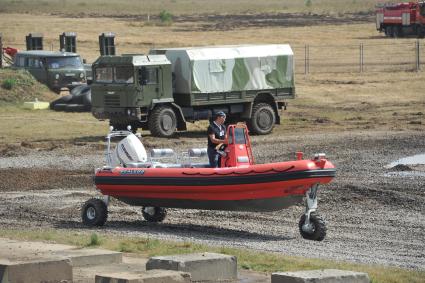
[214,111,226,118]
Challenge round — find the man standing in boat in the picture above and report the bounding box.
[207,111,227,168]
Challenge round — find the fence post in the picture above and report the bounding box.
[304,44,306,74]
[0,33,3,68]
[416,40,420,71]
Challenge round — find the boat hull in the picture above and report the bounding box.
[95,160,336,212]
[115,195,304,212]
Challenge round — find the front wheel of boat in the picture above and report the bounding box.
[82,198,108,227]
[298,212,326,241]
[142,206,167,223]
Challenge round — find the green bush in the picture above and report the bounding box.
[159,10,173,24]
[87,233,101,246]
[2,78,17,90]
[305,0,312,7]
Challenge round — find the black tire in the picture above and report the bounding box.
[387,26,394,37]
[417,26,425,38]
[53,103,67,112]
[298,212,327,241]
[50,94,73,109]
[82,198,108,227]
[51,88,62,94]
[148,105,177,137]
[384,28,389,37]
[248,102,276,135]
[393,26,402,38]
[142,206,167,223]
[64,104,87,112]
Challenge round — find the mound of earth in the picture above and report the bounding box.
[0,68,57,104]
[391,164,413,171]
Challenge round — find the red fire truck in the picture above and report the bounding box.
[376,1,425,37]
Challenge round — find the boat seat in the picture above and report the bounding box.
[125,162,153,168]
[186,162,210,168]
[151,163,183,168]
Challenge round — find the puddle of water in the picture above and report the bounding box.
[386,153,425,168]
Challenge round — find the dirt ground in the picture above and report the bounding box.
[0,128,424,270]
[0,9,424,272]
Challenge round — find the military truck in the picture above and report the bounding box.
[13,50,86,93]
[91,45,295,137]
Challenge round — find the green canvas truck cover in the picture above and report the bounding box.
[150,44,294,94]
[93,54,170,66]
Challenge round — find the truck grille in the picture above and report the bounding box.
[61,77,79,85]
[104,95,120,107]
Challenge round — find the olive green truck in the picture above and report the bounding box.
[91,45,295,137]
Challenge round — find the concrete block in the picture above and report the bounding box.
[23,101,50,110]
[146,252,237,282]
[95,269,191,283]
[271,269,370,283]
[53,248,123,267]
[0,258,72,283]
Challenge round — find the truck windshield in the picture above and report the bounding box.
[47,56,83,69]
[95,66,134,84]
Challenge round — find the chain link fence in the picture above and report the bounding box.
[293,40,425,74]
[3,38,425,74]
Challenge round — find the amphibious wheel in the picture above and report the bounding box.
[248,102,276,135]
[82,198,108,227]
[298,212,326,241]
[148,106,177,137]
[142,206,167,223]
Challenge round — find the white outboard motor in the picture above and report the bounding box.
[111,134,147,167]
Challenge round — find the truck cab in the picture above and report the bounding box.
[91,54,176,134]
[13,50,86,93]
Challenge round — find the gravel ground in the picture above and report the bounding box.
[0,129,424,270]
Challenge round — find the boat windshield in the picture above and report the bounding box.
[47,56,83,69]
[95,66,134,84]
[228,127,247,145]
[234,128,247,144]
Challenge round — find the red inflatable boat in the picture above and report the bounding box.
[82,124,336,241]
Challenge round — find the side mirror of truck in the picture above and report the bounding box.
[138,67,148,85]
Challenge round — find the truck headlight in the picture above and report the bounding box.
[55,74,60,80]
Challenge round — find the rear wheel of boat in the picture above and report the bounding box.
[81,198,108,227]
[142,206,167,223]
[298,212,326,241]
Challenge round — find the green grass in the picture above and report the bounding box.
[2,78,17,90]
[0,228,422,283]
[0,69,56,104]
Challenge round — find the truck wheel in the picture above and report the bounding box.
[298,213,326,241]
[387,26,394,37]
[82,198,108,227]
[384,28,389,37]
[148,106,177,137]
[142,206,167,222]
[248,103,276,135]
[393,27,402,38]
